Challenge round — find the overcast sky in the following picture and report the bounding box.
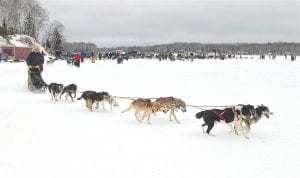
[38,0,300,47]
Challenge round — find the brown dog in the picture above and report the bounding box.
[155,97,187,124]
[122,98,168,124]
[139,101,169,124]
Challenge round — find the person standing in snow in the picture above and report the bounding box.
[117,53,123,64]
[98,52,102,60]
[91,51,96,63]
[74,53,81,67]
[0,47,2,61]
[291,53,296,61]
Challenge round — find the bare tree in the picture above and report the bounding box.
[0,0,48,39]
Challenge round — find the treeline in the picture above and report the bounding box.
[99,42,300,55]
[63,42,97,52]
[0,0,64,53]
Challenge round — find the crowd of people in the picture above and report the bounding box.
[25,43,298,90]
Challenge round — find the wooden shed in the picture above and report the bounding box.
[0,45,32,61]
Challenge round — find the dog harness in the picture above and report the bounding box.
[212,109,226,121]
[212,108,239,121]
[28,65,40,69]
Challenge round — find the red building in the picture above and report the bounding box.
[0,45,32,61]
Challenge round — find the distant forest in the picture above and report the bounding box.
[98,42,300,55]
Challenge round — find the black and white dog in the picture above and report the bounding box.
[48,82,64,101]
[239,104,272,134]
[59,84,77,102]
[195,104,255,138]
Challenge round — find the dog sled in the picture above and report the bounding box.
[27,66,47,91]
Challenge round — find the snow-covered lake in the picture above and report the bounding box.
[0,57,299,178]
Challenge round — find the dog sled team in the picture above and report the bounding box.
[25,44,273,139]
[28,78,273,139]
[31,79,274,139]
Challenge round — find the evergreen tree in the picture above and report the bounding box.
[52,28,63,51]
[0,18,8,37]
[8,26,14,35]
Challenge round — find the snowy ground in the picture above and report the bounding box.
[0,57,300,178]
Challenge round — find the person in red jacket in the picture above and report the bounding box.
[74,53,81,67]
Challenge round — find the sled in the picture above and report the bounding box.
[27,66,47,92]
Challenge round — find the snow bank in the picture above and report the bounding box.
[7,35,34,47]
[0,36,7,45]
[2,34,36,47]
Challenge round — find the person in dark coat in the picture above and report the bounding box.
[98,52,102,60]
[26,44,47,89]
[117,53,123,64]
[26,44,44,71]
[0,48,2,61]
[291,53,296,61]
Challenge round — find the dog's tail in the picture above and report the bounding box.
[121,104,132,113]
[195,111,205,119]
[77,94,83,100]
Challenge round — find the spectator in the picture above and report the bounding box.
[80,52,85,63]
[291,53,296,61]
[0,47,2,61]
[98,52,102,60]
[74,53,81,67]
[117,54,123,64]
[91,51,96,63]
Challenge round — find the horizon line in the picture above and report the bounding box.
[95,41,300,48]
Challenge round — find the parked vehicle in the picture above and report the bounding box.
[0,53,9,62]
[128,50,141,58]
